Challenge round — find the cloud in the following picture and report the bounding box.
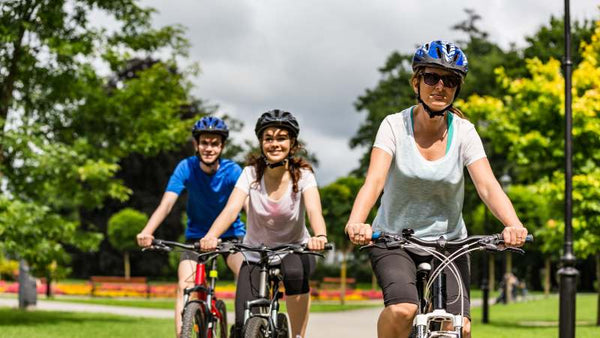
[143,0,599,184]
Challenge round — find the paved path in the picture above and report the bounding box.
[0,297,489,338]
[0,297,174,318]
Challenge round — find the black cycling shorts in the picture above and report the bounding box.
[234,253,316,328]
[368,246,471,319]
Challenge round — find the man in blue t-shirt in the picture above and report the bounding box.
[136,116,245,337]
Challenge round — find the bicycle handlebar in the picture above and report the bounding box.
[366,230,533,253]
[145,239,333,255]
[228,242,333,254]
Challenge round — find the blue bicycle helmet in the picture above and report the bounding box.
[192,116,229,140]
[412,40,468,77]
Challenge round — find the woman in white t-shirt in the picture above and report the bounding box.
[345,40,529,338]
[201,110,328,338]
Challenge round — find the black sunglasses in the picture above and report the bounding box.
[422,72,461,88]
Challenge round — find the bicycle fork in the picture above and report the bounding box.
[414,263,463,338]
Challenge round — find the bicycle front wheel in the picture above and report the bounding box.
[276,313,291,338]
[209,299,228,338]
[181,301,206,338]
[243,317,268,338]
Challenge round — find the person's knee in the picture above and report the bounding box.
[177,280,193,294]
[463,318,471,337]
[386,303,417,323]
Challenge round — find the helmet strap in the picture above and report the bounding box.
[417,86,451,118]
[262,154,290,169]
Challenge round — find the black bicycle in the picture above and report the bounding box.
[146,239,230,338]
[225,242,332,338]
[361,229,533,338]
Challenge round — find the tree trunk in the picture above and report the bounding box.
[340,250,347,306]
[372,273,377,291]
[488,254,495,292]
[45,273,52,298]
[544,257,551,297]
[0,2,37,167]
[505,252,513,303]
[124,252,131,279]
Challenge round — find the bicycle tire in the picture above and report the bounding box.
[181,301,207,338]
[275,313,291,338]
[243,317,268,338]
[209,299,228,338]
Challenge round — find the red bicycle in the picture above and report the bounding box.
[148,239,229,338]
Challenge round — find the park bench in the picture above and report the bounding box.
[89,276,150,297]
[320,277,356,290]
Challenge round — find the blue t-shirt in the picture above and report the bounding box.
[166,156,246,239]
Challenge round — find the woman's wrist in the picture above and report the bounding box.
[314,234,327,238]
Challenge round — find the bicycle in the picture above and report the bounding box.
[361,229,533,338]
[146,239,230,338]
[226,242,332,338]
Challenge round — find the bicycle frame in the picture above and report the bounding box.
[413,259,463,338]
[147,239,228,338]
[183,254,225,337]
[367,230,532,338]
[242,253,284,336]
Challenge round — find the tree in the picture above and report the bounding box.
[107,208,148,279]
[320,176,375,304]
[461,20,600,324]
[0,0,198,281]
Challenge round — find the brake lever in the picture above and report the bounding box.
[492,244,525,255]
[145,244,172,252]
[505,246,526,255]
[359,242,386,251]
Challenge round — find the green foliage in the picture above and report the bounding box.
[0,0,200,276]
[462,20,600,259]
[0,255,19,280]
[351,52,415,174]
[319,176,373,251]
[0,196,102,279]
[107,208,148,252]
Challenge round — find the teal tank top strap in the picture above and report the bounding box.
[411,106,454,155]
[446,112,454,154]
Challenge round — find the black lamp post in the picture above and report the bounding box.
[559,1,578,337]
[481,206,490,323]
[499,174,513,304]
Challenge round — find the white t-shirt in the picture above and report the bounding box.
[372,106,486,241]
[235,166,317,260]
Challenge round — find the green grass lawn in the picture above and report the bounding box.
[0,310,172,338]
[1,293,597,337]
[470,293,599,337]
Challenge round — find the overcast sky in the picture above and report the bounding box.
[143,0,599,185]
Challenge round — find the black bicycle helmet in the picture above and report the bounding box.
[192,116,229,140]
[412,40,468,77]
[254,109,300,139]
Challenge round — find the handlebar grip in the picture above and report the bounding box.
[525,234,534,243]
[371,231,381,240]
[324,243,334,250]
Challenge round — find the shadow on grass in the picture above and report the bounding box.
[0,308,137,327]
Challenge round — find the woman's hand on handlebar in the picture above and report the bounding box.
[502,225,528,247]
[345,223,373,245]
[136,233,154,248]
[199,235,219,251]
[307,235,328,251]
